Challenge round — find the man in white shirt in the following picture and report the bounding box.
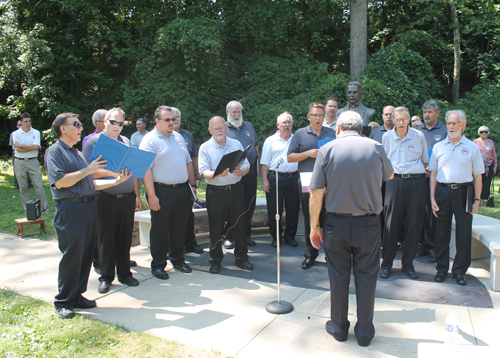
[12,112,49,213]
[323,97,339,131]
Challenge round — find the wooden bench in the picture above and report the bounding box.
[450,214,500,291]
[15,216,48,238]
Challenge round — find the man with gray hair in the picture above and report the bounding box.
[224,100,260,248]
[261,111,300,247]
[82,109,107,148]
[310,111,393,347]
[429,110,484,286]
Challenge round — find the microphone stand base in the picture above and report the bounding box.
[265,300,294,314]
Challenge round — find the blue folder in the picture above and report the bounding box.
[87,134,156,179]
[318,137,335,148]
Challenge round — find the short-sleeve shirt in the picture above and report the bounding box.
[179,128,199,159]
[226,121,259,165]
[417,121,447,149]
[322,118,337,132]
[82,133,136,195]
[44,139,95,201]
[130,130,149,148]
[382,127,428,174]
[139,128,191,185]
[310,131,393,215]
[287,125,336,173]
[12,127,40,158]
[428,135,485,183]
[261,132,298,173]
[369,125,392,143]
[199,137,250,186]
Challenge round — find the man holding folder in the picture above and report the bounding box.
[83,108,141,293]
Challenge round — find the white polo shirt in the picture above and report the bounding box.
[382,127,428,174]
[12,127,40,158]
[428,135,484,183]
[261,132,298,173]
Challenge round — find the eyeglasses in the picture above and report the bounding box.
[394,117,409,123]
[64,120,83,129]
[308,113,325,118]
[480,131,489,134]
[109,119,125,127]
[211,126,225,131]
[159,116,176,122]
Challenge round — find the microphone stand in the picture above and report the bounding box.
[266,161,294,314]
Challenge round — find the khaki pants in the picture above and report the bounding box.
[14,158,48,211]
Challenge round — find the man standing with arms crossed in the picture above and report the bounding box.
[310,111,393,346]
[288,103,335,269]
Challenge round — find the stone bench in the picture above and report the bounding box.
[450,214,500,291]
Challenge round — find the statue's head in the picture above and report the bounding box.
[346,81,363,106]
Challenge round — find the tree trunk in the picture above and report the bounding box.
[350,0,367,80]
[451,3,460,106]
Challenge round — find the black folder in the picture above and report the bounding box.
[213,144,252,178]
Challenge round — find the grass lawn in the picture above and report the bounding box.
[0,289,227,358]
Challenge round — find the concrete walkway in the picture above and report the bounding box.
[1,233,499,358]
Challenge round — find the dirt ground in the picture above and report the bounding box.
[131,211,269,247]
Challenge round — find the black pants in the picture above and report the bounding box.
[480,162,495,200]
[434,184,473,275]
[300,188,325,260]
[150,183,191,270]
[96,191,135,282]
[184,210,198,249]
[420,178,436,252]
[207,183,248,263]
[382,176,427,271]
[53,200,97,308]
[324,213,380,346]
[265,171,300,241]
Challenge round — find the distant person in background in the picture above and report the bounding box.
[12,112,49,214]
[130,118,149,148]
[474,126,497,207]
[368,121,380,131]
[10,119,31,189]
[323,97,339,131]
[369,105,394,143]
[411,116,422,128]
[82,109,107,148]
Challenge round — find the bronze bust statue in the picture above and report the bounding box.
[336,81,375,126]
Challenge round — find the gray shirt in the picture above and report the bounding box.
[310,131,393,214]
[287,125,336,173]
[369,125,392,143]
[139,128,191,184]
[44,139,95,201]
[179,128,199,159]
[199,137,250,186]
[82,133,136,195]
[382,127,428,174]
[417,121,447,149]
[428,135,484,183]
[130,130,148,148]
[226,121,259,165]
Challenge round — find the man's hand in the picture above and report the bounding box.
[214,168,230,178]
[308,149,319,159]
[262,180,270,192]
[425,166,431,177]
[233,167,242,177]
[148,195,161,211]
[135,197,142,211]
[431,198,440,218]
[115,169,132,184]
[310,227,323,250]
[87,155,107,174]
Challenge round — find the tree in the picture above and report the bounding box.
[350,0,367,79]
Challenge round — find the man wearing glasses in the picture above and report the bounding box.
[82,109,107,148]
[288,103,335,269]
[12,112,49,214]
[139,106,197,280]
[83,108,142,294]
[45,112,131,319]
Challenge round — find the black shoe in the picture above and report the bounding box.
[173,262,192,273]
[223,239,234,249]
[185,245,204,254]
[209,261,222,274]
[98,280,112,293]
[402,268,419,280]
[379,268,390,279]
[94,266,101,275]
[14,186,19,190]
[301,258,315,269]
[235,259,253,271]
[285,238,298,247]
[55,307,75,319]
[415,247,428,258]
[120,276,139,286]
[72,296,97,309]
[325,320,347,342]
[151,268,169,280]
[129,260,137,267]
[428,250,436,263]
[454,274,467,286]
[246,237,256,246]
[435,272,447,282]
[271,238,284,247]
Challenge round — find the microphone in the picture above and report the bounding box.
[275,158,284,169]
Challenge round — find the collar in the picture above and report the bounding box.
[445,134,466,146]
[389,126,412,141]
[274,131,292,142]
[57,138,76,150]
[153,126,172,139]
[227,121,244,130]
[210,136,229,149]
[338,131,360,138]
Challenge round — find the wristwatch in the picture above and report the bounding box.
[474,198,480,202]
[310,225,320,229]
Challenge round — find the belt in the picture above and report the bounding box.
[394,173,425,179]
[208,184,237,191]
[56,195,95,205]
[96,191,133,199]
[155,182,186,188]
[332,212,376,217]
[438,182,471,189]
[277,171,298,177]
[15,157,37,160]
